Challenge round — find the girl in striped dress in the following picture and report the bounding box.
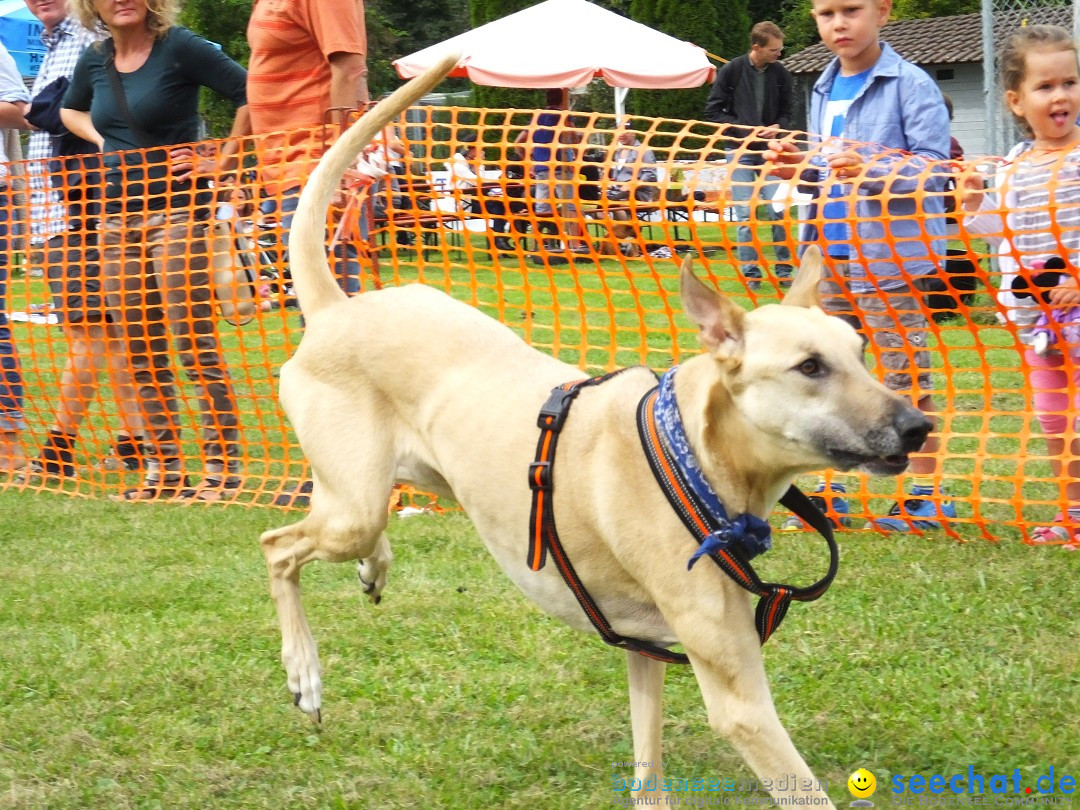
[962,24,1080,548]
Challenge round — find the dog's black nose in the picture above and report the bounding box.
[895,406,932,453]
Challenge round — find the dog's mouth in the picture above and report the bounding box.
[828,448,911,475]
[864,453,912,475]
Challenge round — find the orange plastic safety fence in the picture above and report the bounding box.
[0,106,1073,545]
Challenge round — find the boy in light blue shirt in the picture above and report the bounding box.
[765,0,954,532]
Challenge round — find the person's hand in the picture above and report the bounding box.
[1049,276,1080,306]
[758,126,778,140]
[169,145,214,183]
[958,167,987,213]
[826,149,864,180]
[763,138,804,179]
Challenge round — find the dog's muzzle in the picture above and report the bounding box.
[828,401,932,475]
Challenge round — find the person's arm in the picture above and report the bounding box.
[61,49,103,150]
[59,108,103,150]
[638,146,658,184]
[703,61,738,125]
[898,78,951,164]
[450,153,479,188]
[0,101,29,129]
[328,51,367,120]
[171,29,250,180]
[960,167,1010,238]
[216,104,251,174]
[0,43,29,129]
[510,126,531,160]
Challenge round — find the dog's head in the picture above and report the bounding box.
[680,247,931,477]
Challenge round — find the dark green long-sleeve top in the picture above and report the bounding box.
[63,26,247,214]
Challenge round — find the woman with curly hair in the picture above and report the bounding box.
[61,0,250,501]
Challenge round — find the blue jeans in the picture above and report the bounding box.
[276,186,362,295]
[729,152,792,276]
[0,190,25,431]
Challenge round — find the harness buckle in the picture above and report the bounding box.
[536,386,578,432]
[528,460,553,491]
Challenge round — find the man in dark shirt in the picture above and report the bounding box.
[704,21,794,289]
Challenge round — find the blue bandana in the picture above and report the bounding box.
[652,368,773,569]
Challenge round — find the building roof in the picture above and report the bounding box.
[783,7,1072,74]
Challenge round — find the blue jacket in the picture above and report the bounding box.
[802,42,950,291]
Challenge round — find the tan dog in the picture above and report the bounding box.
[260,56,931,806]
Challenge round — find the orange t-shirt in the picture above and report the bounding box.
[247,0,366,196]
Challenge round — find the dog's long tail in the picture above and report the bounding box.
[289,52,461,317]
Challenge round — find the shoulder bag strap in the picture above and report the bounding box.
[105,40,154,147]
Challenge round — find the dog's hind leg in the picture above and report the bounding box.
[626,652,668,799]
[689,649,835,808]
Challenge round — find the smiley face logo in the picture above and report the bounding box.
[848,768,877,799]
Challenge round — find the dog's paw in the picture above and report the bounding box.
[281,636,322,721]
[288,677,322,722]
[293,692,322,724]
[356,558,387,605]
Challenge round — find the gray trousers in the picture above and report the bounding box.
[102,211,239,477]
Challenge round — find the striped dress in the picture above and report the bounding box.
[1002,144,1080,269]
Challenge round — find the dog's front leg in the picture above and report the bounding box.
[261,522,323,722]
[689,651,835,809]
[626,651,668,800]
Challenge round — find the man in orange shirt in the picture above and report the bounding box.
[247,0,369,294]
[247,0,368,507]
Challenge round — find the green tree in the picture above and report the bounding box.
[370,0,471,96]
[780,0,983,54]
[179,0,472,134]
[777,0,817,53]
[628,0,749,121]
[892,0,980,17]
[746,0,787,28]
[179,0,253,135]
[468,0,550,110]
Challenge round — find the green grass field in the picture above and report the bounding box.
[2,222,1079,808]
[0,491,1077,809]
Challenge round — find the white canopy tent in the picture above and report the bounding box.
[393,0,716,118]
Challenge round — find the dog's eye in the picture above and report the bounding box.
[796,357,825,378]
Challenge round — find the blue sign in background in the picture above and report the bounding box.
[0,0,45,78]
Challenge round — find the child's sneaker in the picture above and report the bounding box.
[867,485,955,532]
[781,482,850,531]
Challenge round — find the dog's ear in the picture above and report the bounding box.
[781,245,824,309]
[680,256,746,354]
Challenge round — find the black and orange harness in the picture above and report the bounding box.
[527,368,839,664]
